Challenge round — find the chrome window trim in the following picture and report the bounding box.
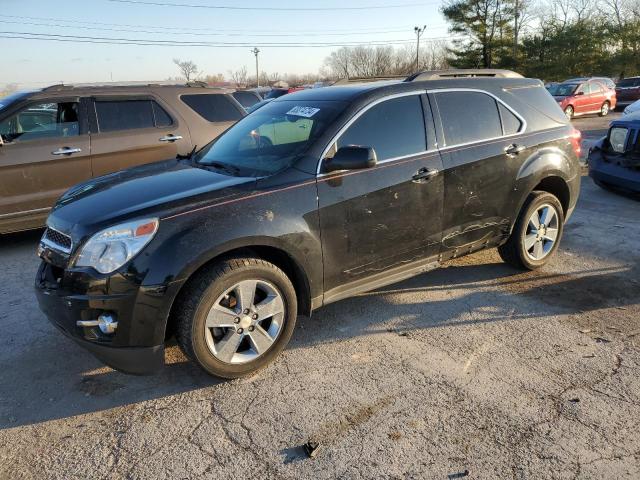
[429,87,527,150]
[316,87,528,176]
[316,90,428,176]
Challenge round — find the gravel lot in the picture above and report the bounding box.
[1,113,638,479]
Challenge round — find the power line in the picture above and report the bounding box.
[0,30,452,48]
[107,0,438,11]
[0,14,450,33]
[0,20,419,38]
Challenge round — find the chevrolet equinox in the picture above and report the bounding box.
[35,70,582,378]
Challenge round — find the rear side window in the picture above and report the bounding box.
[181,94,243,122]
[95,100,173,132]
[337,95,426,161]
[232,91,260,108]
[436,91,502,146]
[498,103,522,135]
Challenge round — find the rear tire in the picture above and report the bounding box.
[564,105,574,119]
[175,257,297,378]
[498,191,565,270]
[599,101,610,117]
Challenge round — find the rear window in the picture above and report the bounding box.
[95,99,173,132]
[435,91,502,146]
[232,91,260,108]
[508,85,567,124]
[181,94,243,122]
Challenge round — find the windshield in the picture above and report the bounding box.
[554,84,579,96]
[546,84,559,95]
[617,78,640,88]
[195,100,346,177]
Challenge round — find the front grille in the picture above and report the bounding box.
[42,227,73,253]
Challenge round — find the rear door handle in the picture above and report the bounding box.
[412,167,439,183]
[52,147,82,156]
[504,143,525,156]
[159,134,183,143]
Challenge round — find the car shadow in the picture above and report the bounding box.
[2,254,637,430]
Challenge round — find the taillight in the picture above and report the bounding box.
[570,128,582,157]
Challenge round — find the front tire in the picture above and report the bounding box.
[175,257,298,378]
[498,191,565,270]
[599,101,610,117]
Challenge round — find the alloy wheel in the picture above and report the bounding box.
[601,102,609,116]
[564,106,573,119]
[523,203,560,261]
[204,279,285,364]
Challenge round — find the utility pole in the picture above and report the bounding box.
[414,25,426,72]
[513,0,519,59]
[251,47,260,87]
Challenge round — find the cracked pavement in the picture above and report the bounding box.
[1,135,639,477]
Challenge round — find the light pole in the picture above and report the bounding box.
[251,47,260,87]
[414,25,426,72]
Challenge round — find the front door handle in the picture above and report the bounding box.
[159,134,183,143]
[412,167,439,183]
[52,147,82,156]
[504,143,525,156]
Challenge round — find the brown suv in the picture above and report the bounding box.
[0,82,246,233]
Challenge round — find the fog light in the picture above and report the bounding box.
[98,313,118,334]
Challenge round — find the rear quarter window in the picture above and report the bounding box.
[181,94,243,122]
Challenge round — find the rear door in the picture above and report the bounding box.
[0,98,91,231]
[431,89,526,253]
[317,92,444,296]
[89,96,191,177]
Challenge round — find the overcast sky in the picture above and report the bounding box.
[1,0,450,87]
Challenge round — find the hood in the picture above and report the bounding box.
[48,159,255,234]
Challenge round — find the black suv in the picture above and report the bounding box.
[35,70,581,378]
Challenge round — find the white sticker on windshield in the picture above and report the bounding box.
[286,106,320,118]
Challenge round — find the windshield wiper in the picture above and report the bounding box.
[177,145,197,161]
[206,161,241,176]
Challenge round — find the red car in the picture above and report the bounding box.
[551,79,616,119]
[615,76,640,108]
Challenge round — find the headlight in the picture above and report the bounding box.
[74,218,159,274]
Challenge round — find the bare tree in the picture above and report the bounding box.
[229,66,248,87]
[173,59,199,82]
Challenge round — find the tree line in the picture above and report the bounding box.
[442,0,640,80]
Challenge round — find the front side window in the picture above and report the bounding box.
[336,95,426,161]
[0,101,79,143]
[436,91,502,146]
[181,94,244,122]
[195,100,345,177]
[577,83,591,95]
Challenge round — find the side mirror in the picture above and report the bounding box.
[575,91,584,96]
[324,146,377,172]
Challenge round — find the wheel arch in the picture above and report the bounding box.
[164,242,314,340]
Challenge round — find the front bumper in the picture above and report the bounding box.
[589,155,640,192]
[35,260,182,375]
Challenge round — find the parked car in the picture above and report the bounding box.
[588,113,640,194]
[0,83,246,234]
[565,77,616,90]
[615,76,640,108]
[552,79,616,118]
[231,90,262,111]
[264,88,289,99]
[35,70,581,377]
[623,98,640,116]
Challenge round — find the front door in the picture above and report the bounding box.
[431,89,526,252]
[0,98,91,232]
[317,93,444,297]
[89,96,191,177]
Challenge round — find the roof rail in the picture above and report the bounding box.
[406,69,523,81]
[332,75,405,85]
[42,81,214,91]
